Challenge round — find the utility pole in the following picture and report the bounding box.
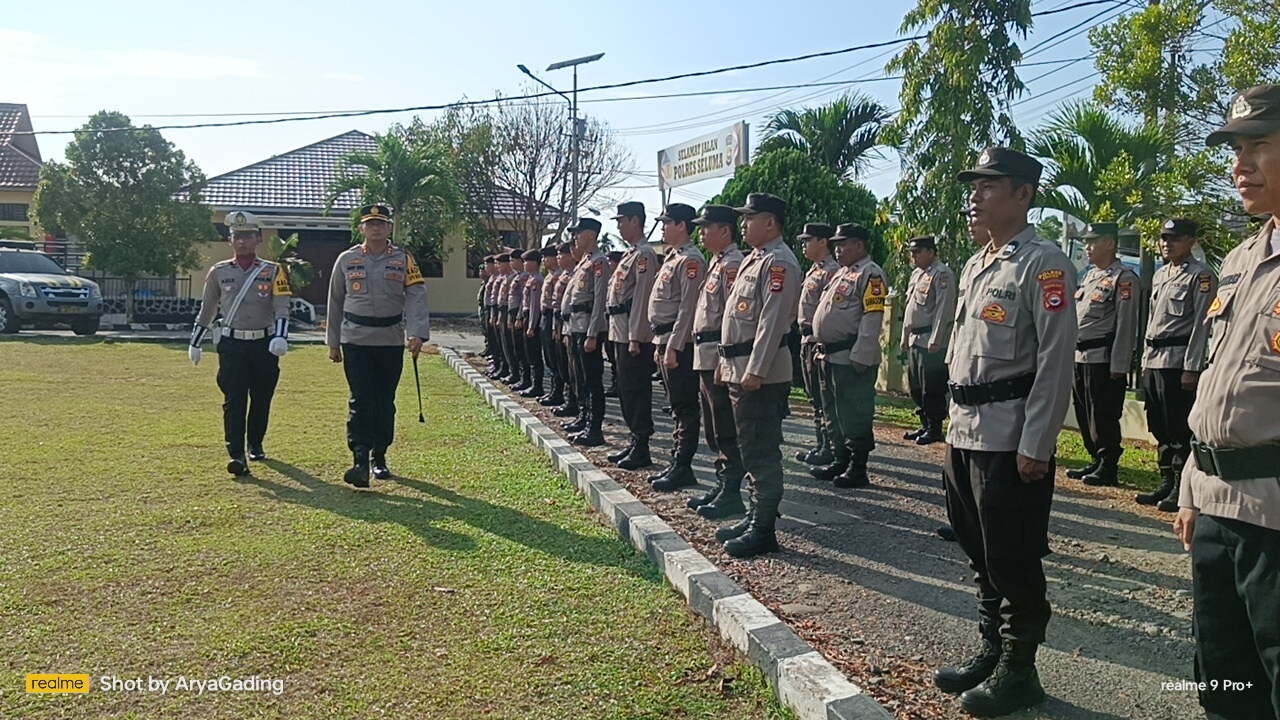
[547,53,604,226]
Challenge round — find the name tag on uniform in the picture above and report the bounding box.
[385,271,405,282]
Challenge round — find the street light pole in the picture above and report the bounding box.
[546,53,604,225]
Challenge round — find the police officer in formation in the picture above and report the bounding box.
[563,217,609,446]
[606,201,660,470]
[483,253,506,379]
[795,222,840,466]
[714,193,801,558]
[536,245,565,408]
[1175,83,1280,720]
[933,148,1076,717]
[505,250,532,389]
[899,235,956,445]
[687,205,747,519]
[552,242,581,417]
[478,256,494,362]
[1135,218,1215,512]
[326,204,431,488]
[809,223,887,489]
[190,210,292,476]
[489,252,516,381]
[604,249,626,399]
[647,203,707,490]
[1067,223,1139,487]
[517,249,546,398]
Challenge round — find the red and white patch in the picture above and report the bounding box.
[769,268,786,293]
[868,277,886,297]
[725,267,738,290]
[835,281,851,294]
[981,303,1007,323]
[1118,281,1133,301]
[685,260,700,280]
[1041,281,1065,312]
[594,260,604,277]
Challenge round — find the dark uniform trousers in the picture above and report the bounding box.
[1191,515,1280,720]
[658,344,699,462]
[572,332,606,423]
[605,339,618,389]
[341,344,404,452]
[1071,362,1126,460]
[800,342,826,432]
[216,337,280,456]
[908,346,949,432]
[498,313,516,374]
[698,370,744,480]
[614,341,655,443]
[540,314,560,390]
[820,361,878,457]
[510,320,529,381]
[560,331,580,409]
[944,448,1054,644]
[728,382,790,523]
[1141,368,1196,479]
[522,317,543,387]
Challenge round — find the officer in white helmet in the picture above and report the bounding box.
[190,210,292,476]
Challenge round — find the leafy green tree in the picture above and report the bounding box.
[757,92,892,181]
[256,233,314,292]
[882,0,1032,279]
[1036,215,1063,243]
[31,111,216,322]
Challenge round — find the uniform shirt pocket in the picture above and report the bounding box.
[1166,283,1191,316]
[971,300,1019,361]
[384,270,405,283]
[1250,293,1280,373]
[345,269,367,295]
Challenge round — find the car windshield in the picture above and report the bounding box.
[0,252,67,275]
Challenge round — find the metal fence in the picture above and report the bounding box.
[89,276,192,299]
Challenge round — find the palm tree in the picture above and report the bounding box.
[324,127,462,250]
[1029,101,1172,224]
[756,92,892,180]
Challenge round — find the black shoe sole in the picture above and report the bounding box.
[651,477,698,492]
[698,501,747,519]
[226,459,250,476]
[343,466,370,488]
[617,458,653,470]
[724,538,780,557]
[933,671,993,695]
[372,468,391,480]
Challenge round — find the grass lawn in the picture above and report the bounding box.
[0,339,789,720]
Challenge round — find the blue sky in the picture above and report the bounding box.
[5,0,1113,219]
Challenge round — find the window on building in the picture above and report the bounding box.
[0,204,30,222]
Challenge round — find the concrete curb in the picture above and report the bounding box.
[439,346,891,720]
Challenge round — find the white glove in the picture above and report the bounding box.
[189,345,202,366]
[268,337,288,357]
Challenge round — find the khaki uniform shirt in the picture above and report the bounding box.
[567,250,608,335]
[484,274,500,308]
[719,236,801,385]
[523,271,544,328]
[1075,260,1140,373]
[607,243,659,344]
[901,259,957,351]
[508,271,528,315]
[197,258,291,331]
[326,243,430,347]
[1142,258,1216,371]
[945,227,1078,461]
[648,243,706,351]
[812,255,888,367]
[798,256,840,344]
[553,269,572,333]
[541,269,561,313]
[1180,222,1280,531]
[693,246,744,372]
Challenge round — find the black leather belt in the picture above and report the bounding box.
[799,324,814,337]
[344,312,403,327]
[1146,335,1192,349]
[949,373,1037,406]
[694,330,721,344]
[1191,439,1280,481]
[815,337,857,355]
[1077,332,1116,351]
[651,321,675,335]
[559,312,570,322]
[717,333,792,358]
[570,302,592,313]
[910,325,932,335]
[607,301,632,316]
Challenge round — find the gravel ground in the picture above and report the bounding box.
[465,354,1200,720]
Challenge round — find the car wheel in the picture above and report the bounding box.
[71,317,100,336]
[0,298,17,334]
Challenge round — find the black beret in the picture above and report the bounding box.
[612,201,646,219]
[734,193,788,224]
[797,222,834,241]
[521,249,542,262]
[483,255,496,263]
[558,242,574,255]
[692,204,740,226]
[656,203,697,224]
[606,250,624,263]
[1207,84,1280,146]
[540,245,559,258]
[569,217,602,234]
[957,147,1044,186]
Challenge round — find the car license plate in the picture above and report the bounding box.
[58,305,82,314]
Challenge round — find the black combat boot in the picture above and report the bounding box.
[688,462,725,510]
[936,525,957,542]
[1136,469,1175,506]
[698,471,746,519]
[371,448,391,480]
[933,620,1001,693]
[834,453,871,489]
[809,449,851,482]
[226,454,250,477]
[617,440,653,470]
[563,414,588,433]
[916,420,945,446]
[571,415,605,447]
[904,426,926,441]
[1156,473,1182,513]
[724,507,779,558]
[715,505,755,542]
[958,640,1045,717]
[1082,453,1120,487]
[651,461,697,491]
[519,378,544,398]
[552,402,579,418]
[247,443,267,462]
[607,441,635,464]
[343,447,371,488]
[1066,457,1100,480]
[539,384,565,406]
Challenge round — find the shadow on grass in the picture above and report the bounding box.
[248,459,657,581]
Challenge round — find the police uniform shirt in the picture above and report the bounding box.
[325,244,430,347]
[798,257,840,342]
[1181,220,1280,529]
[811,255,888,367]
[648,243,707,350]
[541,268,561,313]
[567,249,608,335]
[692,246,744,372]
[607,243,659,344]
[509,270,529,314]
[554,269,573,330]
[901,258,957,350]
[523,270,544,326]
[719,236,802,384]
[197,259,291,330]
[485,273,500,308]
[1142,258,1216,370]
[945,227,1078,461]
[1075,260,1140,373]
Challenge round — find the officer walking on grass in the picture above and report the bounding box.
[326,204,431,488]
[899,235,956,446]
[795,222,839,466]
[190,210,292,476]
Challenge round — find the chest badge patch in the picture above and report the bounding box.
[736,300,749,314]
[981,303,1007,323]
[1272,330,1280,354]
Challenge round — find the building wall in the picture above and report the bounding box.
[0,188,36,235]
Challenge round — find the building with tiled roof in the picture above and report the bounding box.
[0,104,43,235]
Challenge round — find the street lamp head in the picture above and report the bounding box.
[546,53,604,72]
[516,64,531,75]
